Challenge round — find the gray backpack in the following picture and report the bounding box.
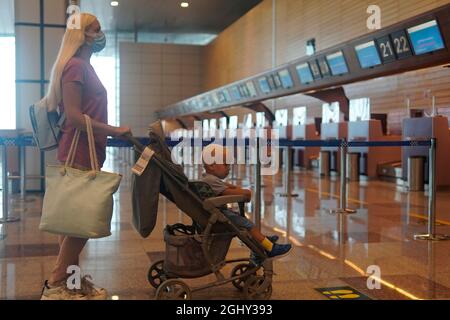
[29,101,65,151]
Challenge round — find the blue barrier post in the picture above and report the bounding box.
[330,139,356,215]
[414,138,450,241]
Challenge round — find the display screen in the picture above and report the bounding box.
[246,81,257,97]
[296,63,314,84]
[238,84,248,98]
[278,69,294,89]
[355,41,382,68]
[230,86,241,101]
[407,20,445,55]
[309,60,322,80]
[326,51,349,75]
[318,57,331,77]
[211,92,220,105]
[223,90,231,102]
[206,95,214,107]
[259,77,271,94]
[273,74,282,89]
[216,92,226,104]
[200,96,207,107]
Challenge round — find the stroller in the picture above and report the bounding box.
[128,122,273,300]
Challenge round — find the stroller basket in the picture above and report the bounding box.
[163,224,234,278]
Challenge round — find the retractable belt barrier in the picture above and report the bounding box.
[1,136,447,242]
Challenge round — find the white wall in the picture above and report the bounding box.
[120,42,203,136]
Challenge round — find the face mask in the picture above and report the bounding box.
[86,31,106,53]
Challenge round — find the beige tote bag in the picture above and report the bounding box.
[39,115,122,238]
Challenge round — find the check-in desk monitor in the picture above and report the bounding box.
[296,63,314,85]
[407,20,445,55]
[355,41,382,69]
[326,51,349,75]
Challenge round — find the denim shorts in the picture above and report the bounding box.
[222,209,254,230]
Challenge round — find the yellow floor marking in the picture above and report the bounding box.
[323,290,353,295]
[409,213,450,226]
[321,289,362,300]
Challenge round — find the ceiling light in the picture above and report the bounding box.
[181,2,189,8]
[111,1,119,7]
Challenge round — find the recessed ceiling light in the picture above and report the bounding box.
[181,2,189,8]
[111,1,119,7]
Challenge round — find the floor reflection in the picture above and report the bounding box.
[1,153,450,300]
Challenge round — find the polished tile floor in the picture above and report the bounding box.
[1,149,450,300]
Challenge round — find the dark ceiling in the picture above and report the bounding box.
[81,0,262,34]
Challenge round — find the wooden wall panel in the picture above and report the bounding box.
[201,0,450,133]
[202,0,273,91]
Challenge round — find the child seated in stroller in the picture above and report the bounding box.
[200,144,292,264]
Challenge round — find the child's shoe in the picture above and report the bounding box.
[267,243,292,259]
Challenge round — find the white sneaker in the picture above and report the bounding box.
[41,280,88,300]
[80,275,108,300]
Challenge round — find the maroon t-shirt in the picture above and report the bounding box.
[57,56,108,169]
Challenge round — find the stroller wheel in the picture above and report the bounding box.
[148,260,167,289]
[231,263,255,291]
[156,279,192,300]
[243,276,272,300]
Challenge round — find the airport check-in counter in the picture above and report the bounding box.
[348,119,401,178]
[320,122,348,174]
[402,116,450,188]
[292,124,320,169]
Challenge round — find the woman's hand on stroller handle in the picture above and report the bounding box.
[113,126,132,138]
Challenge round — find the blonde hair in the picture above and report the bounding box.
[40,13,97,111]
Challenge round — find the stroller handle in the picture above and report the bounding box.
[124,134,145,153]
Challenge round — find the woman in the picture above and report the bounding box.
[40,13,131,300]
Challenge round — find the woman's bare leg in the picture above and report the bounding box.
[49,237,88,285]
